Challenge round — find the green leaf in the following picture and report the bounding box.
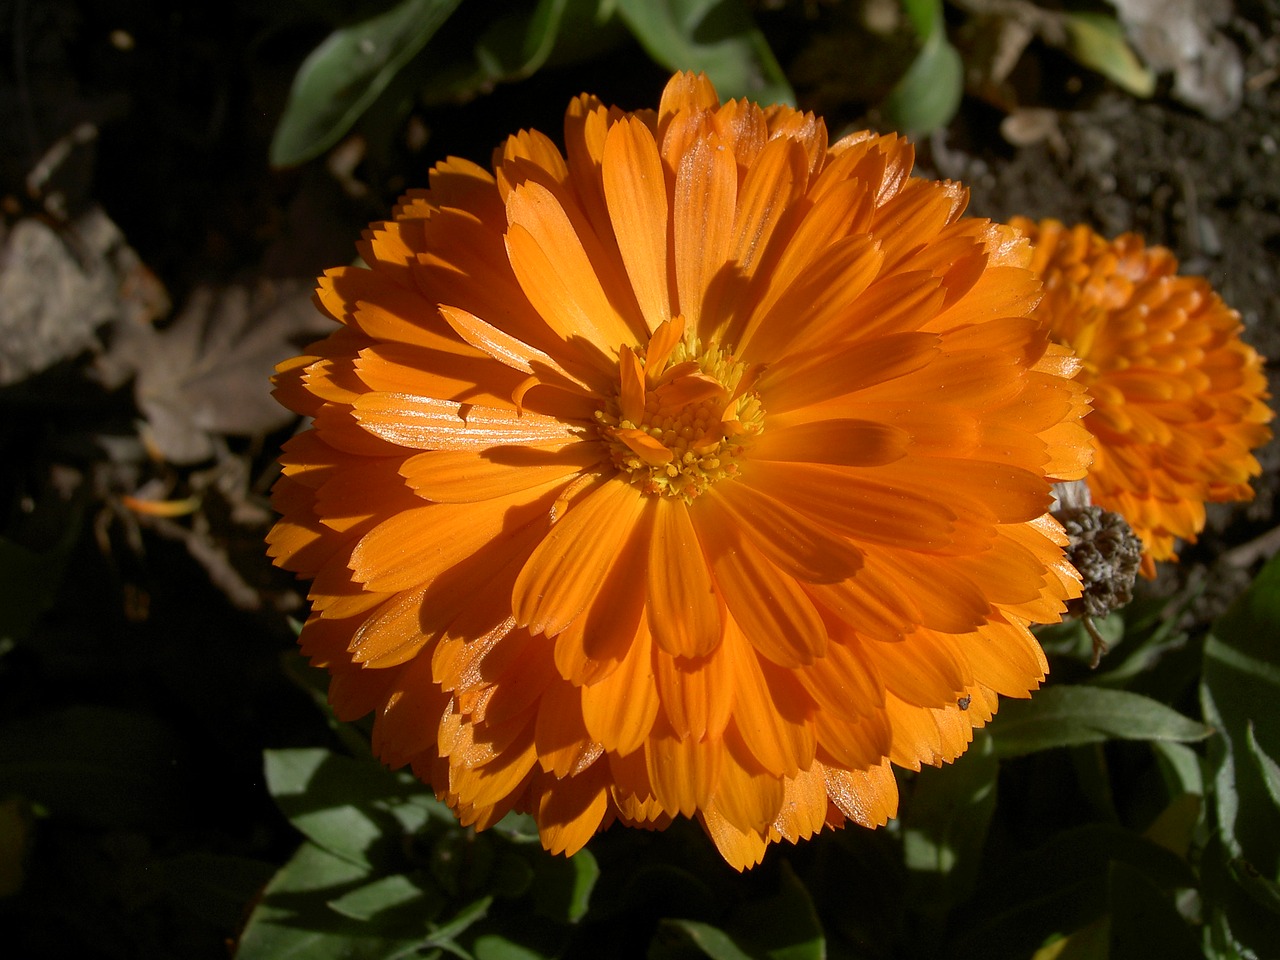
[1200,553,1280,955]
[526,847,598,923]
[1031,917,1108,960]
[988,685,1210,758]
[653,919,755,960]
[1062,11,1156,98]
[880,0,964,135]
[1107,860,1207,959]
[418,0,608,105]
[426,895,493,950]
[472,935,550,960]
[1202,552,1280,861]
[903,732,998,931]
[264,748,449,868]
[236,842,428,960]
[1036,612,1125,664]
[1246,721,1280,811]
[953,824,1196,959]
[722,861,824,960]
[1152,740,1204,799]
[327,874,434,922]
[613,0,793,106]
[270,0,464,167]
[1142,793,1202,859]
[1228,857,1280,917]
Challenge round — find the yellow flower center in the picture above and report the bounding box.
[596,321,765,502]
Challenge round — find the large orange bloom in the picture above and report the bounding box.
[269,74,1093,870]
[1013,218,1272,576]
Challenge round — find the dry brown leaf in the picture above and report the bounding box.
[96,278,331,464]
[0,207,166,387]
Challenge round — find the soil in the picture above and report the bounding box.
[2,0,1278,956]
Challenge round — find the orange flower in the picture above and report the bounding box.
[1013,218,1273,577]
[269,73,1093,870]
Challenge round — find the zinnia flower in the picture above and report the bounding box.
[269,73,1094,870]
[1013,218,1273,576]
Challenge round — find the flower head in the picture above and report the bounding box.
[269,73,1094,869]
[1013,218,1273,576]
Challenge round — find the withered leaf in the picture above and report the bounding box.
[98,279,332,464]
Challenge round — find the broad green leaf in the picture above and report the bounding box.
[417,0,613,105]
[1202,552,1280,861]
[722,861,824,960]
[0,705,185,829]
[1228,857,1280,916]
[1246,721,1280,811]
[898,0,940,36]
[490,809,539,844]
[526,847,598,923]
[235,841,427,960]
[468,914,573,960]
[472,935,548,960]
[653,919,754,960]
[880,0,963,135]
[1107,860,1207,959]
[426,895,493,949]
[328,873,434,922]
[953,824,1195,960]
[1036,612,1124,663]
[1142,793,1201,859]
[264,747,448,868]
[989,685,1210,758]
[1031,918,1108,960]
[1152,740,1204,799]
[270,0,463,166]
[613,0,793,106]
[1062,11,1156,98]
[1200,553,1280,955]
[903,732,997,931]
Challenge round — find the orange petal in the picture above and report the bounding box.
[740,236,887,360]
[581,617,661,756]
[750,419,908,467]
[695,509,828,668]
[603,116,672,331]
[646,726,720,818]
[647,497,722,658]
[534,678,602,778]
[512,479,647,636]
[653,642,736,743]
[553,504,651,684]
[350,483,557,593]
[353,394,580,450]
[701,804,770,872]
[505,181,642,356]
[726,632,816,777]
[534,765,612,856]
[673,131,736,329]
[858,629,970,708]
[761,331,940,414]
[400,442,601,503]
[708,726,785,833]
[823,760,898,828]
[711,481,864,585]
